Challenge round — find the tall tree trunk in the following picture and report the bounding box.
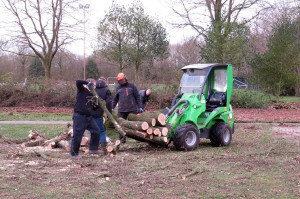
[44,59,51,79]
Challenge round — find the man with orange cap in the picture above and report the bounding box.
[112,73,143,143]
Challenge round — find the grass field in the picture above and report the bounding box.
[0,123,299,198]
[0,112,72,121]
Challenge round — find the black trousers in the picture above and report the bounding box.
[118,111,137,139]
[70,113,100,156]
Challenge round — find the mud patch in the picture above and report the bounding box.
[272,124,300,143]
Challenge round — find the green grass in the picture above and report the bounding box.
[0,122,299,198]
[0,112,72,121]
[278,96,300,103]
[0,124,67,138]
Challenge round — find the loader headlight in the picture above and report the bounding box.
[193,104,197,109]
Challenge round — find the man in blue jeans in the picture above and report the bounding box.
[70,79,101,158]
[91,78,112,155]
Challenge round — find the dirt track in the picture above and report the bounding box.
[1,105,300,121]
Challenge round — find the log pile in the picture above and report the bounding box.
[89,85,170,152]
[19,124,73,149]
[117,112,170,146]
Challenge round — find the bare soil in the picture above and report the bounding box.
[1,102,300,121]
[0,105,299,198]
[0,123,299,198]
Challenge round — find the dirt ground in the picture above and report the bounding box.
[0,105,299,198]
[1,102,300,121]
[0,123,299,198]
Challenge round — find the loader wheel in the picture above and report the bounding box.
[173,124,200,151]
[210,122,232,147]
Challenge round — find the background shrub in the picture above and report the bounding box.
[231,89,270,108]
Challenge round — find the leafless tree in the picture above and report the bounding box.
[169,37,203,68]
[170,0,271,38]
[1,0,80,79]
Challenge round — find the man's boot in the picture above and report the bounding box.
[101,142,107,155]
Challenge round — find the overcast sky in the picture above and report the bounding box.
[70,0,194,55]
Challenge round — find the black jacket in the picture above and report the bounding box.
[139,90,150,109]
[73,80,93,116]
[91,80,112,117]
[112,80,142,113]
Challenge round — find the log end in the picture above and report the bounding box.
[152,119,156,127]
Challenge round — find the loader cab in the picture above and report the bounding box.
[179,63,233,111]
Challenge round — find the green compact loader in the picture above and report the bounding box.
[164,63,235,151]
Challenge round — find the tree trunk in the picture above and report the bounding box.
[127,113,156,126]
[44,59,51,79]
[123,127,168,146]
[89,86,126,137]
[0,137,30,144]
[57,140,70,151]
[117,118,149,131]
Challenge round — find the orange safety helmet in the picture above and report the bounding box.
[117,73,126,80]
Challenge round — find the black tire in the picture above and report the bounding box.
[173,124,200,151]
[210,122,232,147]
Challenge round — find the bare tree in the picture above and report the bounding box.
[1,0,80,79]
[170,0,270,38]
[169,38,203,68]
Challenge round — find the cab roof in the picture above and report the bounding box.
[181,63,229,70]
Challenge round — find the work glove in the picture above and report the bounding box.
[87,82,94,90]
[137,108,144,113]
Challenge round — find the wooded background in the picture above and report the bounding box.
[0,0,299,100]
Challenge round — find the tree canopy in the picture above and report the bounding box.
[252,16,300,102]
[86,59,99,80]
[97,1,169,76]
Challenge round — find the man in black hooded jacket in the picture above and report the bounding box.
[71,79,100,158]
[91,79,112,155]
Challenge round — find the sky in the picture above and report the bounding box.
[0,0,191,56]
[69,0,194,55]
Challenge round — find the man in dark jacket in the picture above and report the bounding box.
[91,79,112,155]
[70,79,100,158]
[112,73,143,142]
[139,89,151,110]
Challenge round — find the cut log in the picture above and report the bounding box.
[1,137,31,144]
[47,141,56,149]
[21,139,46,148]
[127,113,156,126]
[89,86,126,137]
[28,130,48,140]
[107,139,121,154]
[123,128,147,138]
[80,136,89,146]
[115,140,121,146]
[148,134,153,140]
[152,136,168,143]
[133,111,166,126]
[152,128,160,136]
[155,112,166,126]
[57,140,70,151]
[43,128,73,146]
[157,127,168,136]
[33,150,53,161]
[123,128,168,146]
[107,144,119,153]
[117,118,149,131]
[146,128,153,135]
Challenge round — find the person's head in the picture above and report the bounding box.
[146,89,152,96]
[86,78,96,84]
[86,78,96,89]
[99,76,106,85]
[117,73,126,85]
